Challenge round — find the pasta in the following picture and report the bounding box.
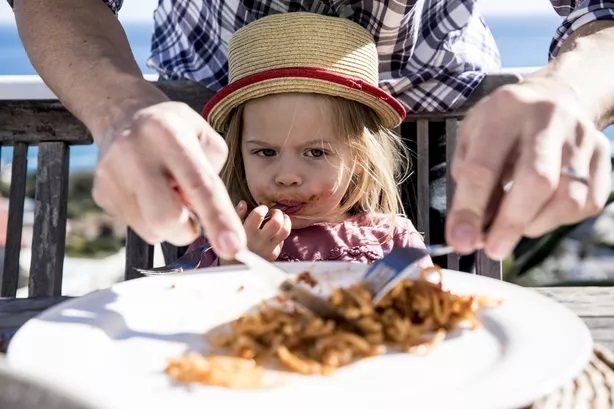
[165,266,501,388]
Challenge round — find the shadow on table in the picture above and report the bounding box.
[0,356,103,409]
[31,289,203,344]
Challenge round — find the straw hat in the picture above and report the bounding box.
[202,12,406,132]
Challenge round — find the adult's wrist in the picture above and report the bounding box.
[532,21,614,129]
[84,76,171,145]
[520,74,593,125]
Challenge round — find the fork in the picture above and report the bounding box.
[235,245,455,330]
[135,203,288,276]
[362,244,455,305]
[134,240,213,276]
[233,249,361,330]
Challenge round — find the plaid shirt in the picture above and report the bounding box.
[97,1,614,113]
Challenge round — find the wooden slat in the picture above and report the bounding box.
[0,297,71,334]
[443,119,502,279]
[535,288,614,352]
[0,144,28,297]
[153,80,216,111]
[445,119,460,271]
[398,123,418,224]
[124,228,153,280]
[0,81,216,144]
[28,142,70,297]
[0,76,521,144]
[0,102,92,146]
[160,243,188,266]
[576,317,614,352]
[475,251,502,279]
[537,287,614,317]
[416,120,430,243]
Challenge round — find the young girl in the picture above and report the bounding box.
[189,12,431,268]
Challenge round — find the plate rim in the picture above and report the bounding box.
[7,262,593,409]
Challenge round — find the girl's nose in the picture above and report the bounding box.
[274,170,303,187]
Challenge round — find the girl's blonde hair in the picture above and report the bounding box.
[220,95,411,227]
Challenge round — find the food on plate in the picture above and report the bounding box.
[297,271,318,287]
[166,354,265,389]
[165,266,501,387]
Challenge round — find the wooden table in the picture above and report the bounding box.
[536,287,614,351]
[1,287,613,353]
[0,287,612,409]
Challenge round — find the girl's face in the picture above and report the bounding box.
[241,93,360,229]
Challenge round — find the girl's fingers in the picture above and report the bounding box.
[235,200,248,220]
[261,209,285,238]
[270,212,292,244]
[243,205,268,234]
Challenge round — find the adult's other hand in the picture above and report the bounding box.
[446,78,611,260]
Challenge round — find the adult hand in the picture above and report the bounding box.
[446,78,612,260]
[92,101,246,259]
[234,201,291,262]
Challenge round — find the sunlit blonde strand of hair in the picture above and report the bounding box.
[219,106,258,209]
[322,96,411,243]
[353,128,408,242]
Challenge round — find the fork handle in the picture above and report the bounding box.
[424,244,455,257]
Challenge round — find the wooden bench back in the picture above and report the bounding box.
[0,74,521,297]
[0,98,90,297]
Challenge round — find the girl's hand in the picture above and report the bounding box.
[241,201,292,261]
[220,201,292,265]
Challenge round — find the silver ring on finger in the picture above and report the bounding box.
[560,166,590,186]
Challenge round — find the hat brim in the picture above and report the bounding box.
[202,67,406,133]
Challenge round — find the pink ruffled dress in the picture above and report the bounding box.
[189,212,432,269]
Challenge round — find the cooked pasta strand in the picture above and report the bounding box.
[165,266,501,387]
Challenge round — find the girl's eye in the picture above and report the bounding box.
[254,149,276,157]
[305,148,325,158]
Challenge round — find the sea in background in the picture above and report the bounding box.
[1,14,613,171]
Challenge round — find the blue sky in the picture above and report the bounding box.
[1,0,559,23]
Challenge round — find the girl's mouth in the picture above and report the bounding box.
[275,199,304,216]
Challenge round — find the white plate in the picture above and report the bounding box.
[7,262,592,409]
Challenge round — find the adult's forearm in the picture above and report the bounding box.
[13,0,169,141]
[530,20,614,130]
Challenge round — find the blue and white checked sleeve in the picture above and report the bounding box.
[102,0,123,15]
[549,0,614,58]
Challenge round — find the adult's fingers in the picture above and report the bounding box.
[163,102,229,174]
[522,127,594,238]
[524,131,611,237]
[92,148,161,243]
[447,105,518,254]
[100,131,198,246]
[483,123,565,259]
[587,136,613,214]
[197,121,229,174]
[93,177,159,244]
[134,169,195,246]
[163,126,245,259]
